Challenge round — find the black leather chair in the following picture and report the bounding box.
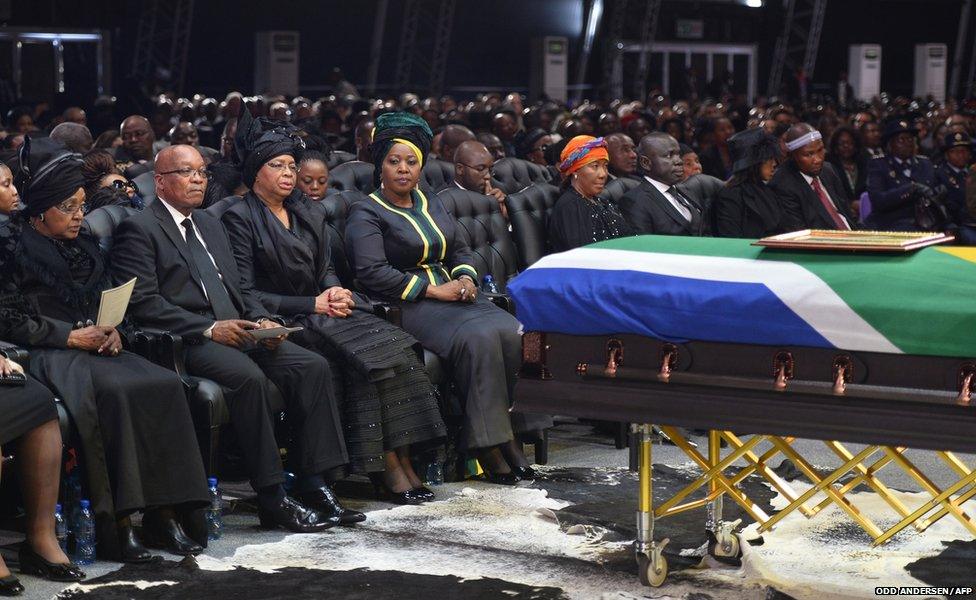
[82,205,139,253]
[327,161,375,196]
[202,195,241,219]
[492,158,553,194]
[436,188,519,293]
[421,159,456,194]
[504,182,560,270]
[317,190,367,289]
[327,150,356,169]
[131,170,156,206]
[600,176,641,204]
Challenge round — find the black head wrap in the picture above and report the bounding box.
[368,112,433,187]
[515,128,549,159]
[233,106,306,188]
[14,136,85,218]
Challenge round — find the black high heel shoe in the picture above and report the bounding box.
[0,575,24,597]
[511,465,537,480]
[17,544,85,582]
[481,471,521,486]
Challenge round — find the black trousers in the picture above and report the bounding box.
[184,340,348,489]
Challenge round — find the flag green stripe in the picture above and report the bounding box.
[590,236,976,357]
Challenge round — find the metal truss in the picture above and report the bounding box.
[393,0,456,96]
[601,0,662,100]
[130,0,195,95]
[766,0,827,98]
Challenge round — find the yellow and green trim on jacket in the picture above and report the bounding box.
[368,188,457,301]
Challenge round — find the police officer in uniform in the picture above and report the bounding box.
[937,131,976,243]
[865,120,939,231]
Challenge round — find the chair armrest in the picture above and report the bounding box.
[483,292,515,315]
[372,302,403,328]
[0,340,30,369]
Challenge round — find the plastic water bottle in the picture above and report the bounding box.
[282,471,296,494]
[54,504,68,554]
[424,461,444,486]
[72,500,95,566]
[207,477,223,541]
[482,274,500,294]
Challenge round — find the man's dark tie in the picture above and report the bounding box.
[667,186,700,223]
[181,218,239,320]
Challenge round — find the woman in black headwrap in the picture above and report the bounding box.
[0,160,86,593]
[6,138,210,562]
[345,113,551,485]
[222,111,445,505]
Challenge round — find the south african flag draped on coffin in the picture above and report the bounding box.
[506,235,976,358]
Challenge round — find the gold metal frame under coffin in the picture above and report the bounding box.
[646,427,976,545]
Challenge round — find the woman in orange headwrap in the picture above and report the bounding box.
[547,135,634,252]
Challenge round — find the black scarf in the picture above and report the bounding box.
[243,190,321,298]
[14,137,86,218]
[16,226,110,313]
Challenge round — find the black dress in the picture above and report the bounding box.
[547,188,634,252]
[222,192,446,472]
[0,219,58,447]
[345,188,552,451]
[713,181,792,238]
[9,224,208,559]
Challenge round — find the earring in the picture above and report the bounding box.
[38,214,45,223]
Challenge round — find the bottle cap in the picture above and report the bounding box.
[56,503,62,513]
[208,477,218,487]
[80,499,90,509]
[484,274,494,281]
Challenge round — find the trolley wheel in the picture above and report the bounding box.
[709,532,741,558]
[637,552,668,587]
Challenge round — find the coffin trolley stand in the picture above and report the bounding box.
[516,332,976,587]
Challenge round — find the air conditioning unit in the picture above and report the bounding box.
[255,31,299,95]
[530,36,568,102]
[848,44,882,102]
[914,43,947,102]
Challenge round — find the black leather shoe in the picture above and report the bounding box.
[0,575,24,597]
[178,507,210,549]
[482,472,521,486]
[257,496,336,532]
[296,486,366,526]
[142,512,204,556]
[512,466,537,480]
[17,543,85,582]
[118,523,154,563]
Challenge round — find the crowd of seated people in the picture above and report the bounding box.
[2,77,976,595]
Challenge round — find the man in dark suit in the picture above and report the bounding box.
[111,145,357,533]
[618,132,709,236]
[769,123,855,230]
[865,120,938,231]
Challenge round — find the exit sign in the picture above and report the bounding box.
[676,19,704,39]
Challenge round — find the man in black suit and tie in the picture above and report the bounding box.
[769,123,855,230]
[111,145,359,533]
[618,132,709,236]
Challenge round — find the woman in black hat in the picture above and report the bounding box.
[713,128,791,238]
[5,137,210,563]
[222,111,446,505]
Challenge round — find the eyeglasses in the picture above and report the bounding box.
[53,201,87,215]
[158,167,209,179]
[458,162,495,177]
[266,161,299,174]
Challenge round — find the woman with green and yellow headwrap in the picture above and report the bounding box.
[345,113,552,485]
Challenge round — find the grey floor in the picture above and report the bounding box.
[4,420,974,600]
